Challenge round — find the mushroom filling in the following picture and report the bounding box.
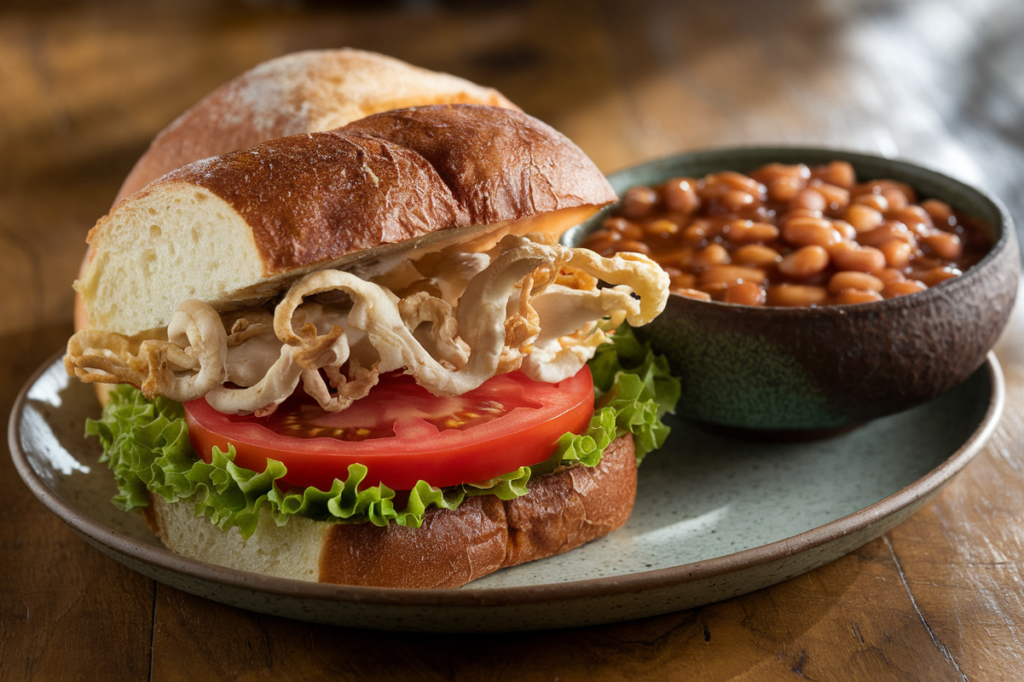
[66,233,669,416]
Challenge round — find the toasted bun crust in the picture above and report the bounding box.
[115,49,517,204]
[76,49,517,335]
[144,434,637,588]
[79,105,615,336]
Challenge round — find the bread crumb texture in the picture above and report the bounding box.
[79,184,263,335]
[150,489,327,580]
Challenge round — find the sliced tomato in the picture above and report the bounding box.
[183,367,595,491]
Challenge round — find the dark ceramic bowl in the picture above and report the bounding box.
[562,147,1020,434]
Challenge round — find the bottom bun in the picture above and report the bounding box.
[144,434,637,588]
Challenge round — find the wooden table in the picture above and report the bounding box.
[3,1,1024,679]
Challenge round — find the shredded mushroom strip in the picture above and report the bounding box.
[66,234,669,416]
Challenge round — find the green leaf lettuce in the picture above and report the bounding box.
[86,327,679,538]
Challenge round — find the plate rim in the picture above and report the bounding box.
[9,350,1004,608]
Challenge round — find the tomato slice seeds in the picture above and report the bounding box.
[184,367,595,491]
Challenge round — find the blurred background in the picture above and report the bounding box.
[2,0,1022,362]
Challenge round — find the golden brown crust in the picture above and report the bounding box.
[317,434,637,588]
[143,105,614,276]
[318,496,510,589]
[114,49,517,204]
[342,106,615,226]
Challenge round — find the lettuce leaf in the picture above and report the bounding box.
[86,327,679,537]
[585,326,681,463]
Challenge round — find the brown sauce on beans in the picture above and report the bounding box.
[581,161,993,306]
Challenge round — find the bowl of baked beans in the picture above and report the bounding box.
[564,147,1019,434]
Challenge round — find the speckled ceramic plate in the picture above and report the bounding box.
[10,353,1003,632]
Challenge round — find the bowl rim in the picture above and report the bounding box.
[570,145,1019,316]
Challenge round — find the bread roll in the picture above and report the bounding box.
[80,54,643,589]
[78,105,615,337]
[144,434,637,588]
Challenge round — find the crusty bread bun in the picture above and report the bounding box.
[74,86,646,591]
[78,105,615,337]
[115,49,517,205]
[75,48,517,334]
[144,434,636,588]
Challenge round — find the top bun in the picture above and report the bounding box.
[76,49,517,334]
[114,49,517,204]
[78,105,615,337]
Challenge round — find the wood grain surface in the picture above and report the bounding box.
[3,0,1024,680]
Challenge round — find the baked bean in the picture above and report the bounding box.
[749,161,811,201]
[789,188,828,212]
[726,220,779,243]
[606,217,645,241]
[720,189,756,212]
[750,163,810,185]
[917,265,962,287]
[692,243,730,268]
[876,268,906,284]
[662,178,701,214]
[671,270,696,288]
[732,244,782,268]
[921,198,955,227]
[828,271,884,295]
[670,272,697,290]
[705,171,765,196]
[883,280,927,298]
[697,282,730,298]
[911,254,940,270]
[767,177,803,202]
[617,240,651,255]
[778,246,830,277]
[582,227,618,247]
[675,287,712,301]
[887,206,933,235]
[834,288,884,305]
[778,208,824,224]
[767,284,829,307]
[809,180,850,211]
[857,220,916,248]
[697,218,725,235]
[644,219,680,238]
[697,264,767,286]
[603,216,627,231]
[879,240,912,269]
[843,204,885,232]
[782,217,842,247]
[828,242,885,273]
[653,247,694,269]
[857,179,916,202]
[921,232,963,259]
[581,235,620,256]
[583,161,991,308]
[831,219,857,241]
[812,161,856,190]
[620,186,659,219]
[852,192,889,213]
[881,187,909,211]
[682,219,721,246]
[723,281,766,306]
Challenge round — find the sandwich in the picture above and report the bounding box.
[67,68,677,590]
